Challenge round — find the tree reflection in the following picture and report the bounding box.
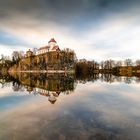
[1,72,140,104]
[8,73,76,104]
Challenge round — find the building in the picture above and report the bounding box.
[27,86,33,93]
[36,38,60,55]
[48,95,57,104]
[26,49,33,57]
[17,38,75,71]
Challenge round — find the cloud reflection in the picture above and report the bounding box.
[0,80,140,139]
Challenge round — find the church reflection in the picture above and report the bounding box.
[11,73,76,104]
[26,85,61,104]
[1,72,140,104]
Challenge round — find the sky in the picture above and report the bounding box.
[0,0,140,61]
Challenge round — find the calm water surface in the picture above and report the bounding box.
[0,74,140,140]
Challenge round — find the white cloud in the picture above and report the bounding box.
[81,15,140,61]
[0,11,140,61]
[0,44,29,57]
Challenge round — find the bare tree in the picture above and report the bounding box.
[33,48,37,55]
[124,59,133,66]
[12,51,24,63]
[115,60,122,67]
[135,59,140,66]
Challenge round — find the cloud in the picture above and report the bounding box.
[0,31,31,47]
[0,0,139,26]
[81,11,140,60]
[0,0,140,60]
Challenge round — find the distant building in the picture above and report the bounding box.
[35,88,59,104]
[18,38,74,71]
[26,49,33,57]
[36,38,60,55]
[48,95,57,104]
[27,86,33,93]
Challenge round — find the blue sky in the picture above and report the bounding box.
[0,0,140,61]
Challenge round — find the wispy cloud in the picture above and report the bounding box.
[0,0,140,60]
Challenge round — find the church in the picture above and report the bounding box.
[19,38,75,71]
[36,38,60,55]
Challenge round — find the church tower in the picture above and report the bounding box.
[48,38,57,50]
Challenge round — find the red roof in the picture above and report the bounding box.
[48,38,57,43]
[52,46,59,50]
[38,46,50,51]
[39,93,49,97]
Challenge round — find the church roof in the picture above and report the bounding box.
[38,46,50,50]
[39,93,49,97]
[52,45,59,50]
[48,38,57,43]
[48,96,57,104]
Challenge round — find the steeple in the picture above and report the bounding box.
[48,38,57,43]
[48,38,57,50]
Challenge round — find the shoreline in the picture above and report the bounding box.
[8,70,75,73]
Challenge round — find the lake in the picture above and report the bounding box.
[0,73,140,140]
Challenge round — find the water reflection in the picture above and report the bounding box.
[9,73,75,104]
[0,73,140,139]
[1,73,140,104]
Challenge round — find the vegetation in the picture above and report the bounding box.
[75,59,99,77]
[8,48,76,72]
[75,58,140,76]
[1,47,140,77]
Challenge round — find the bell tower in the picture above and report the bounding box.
[48,38,57,50]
